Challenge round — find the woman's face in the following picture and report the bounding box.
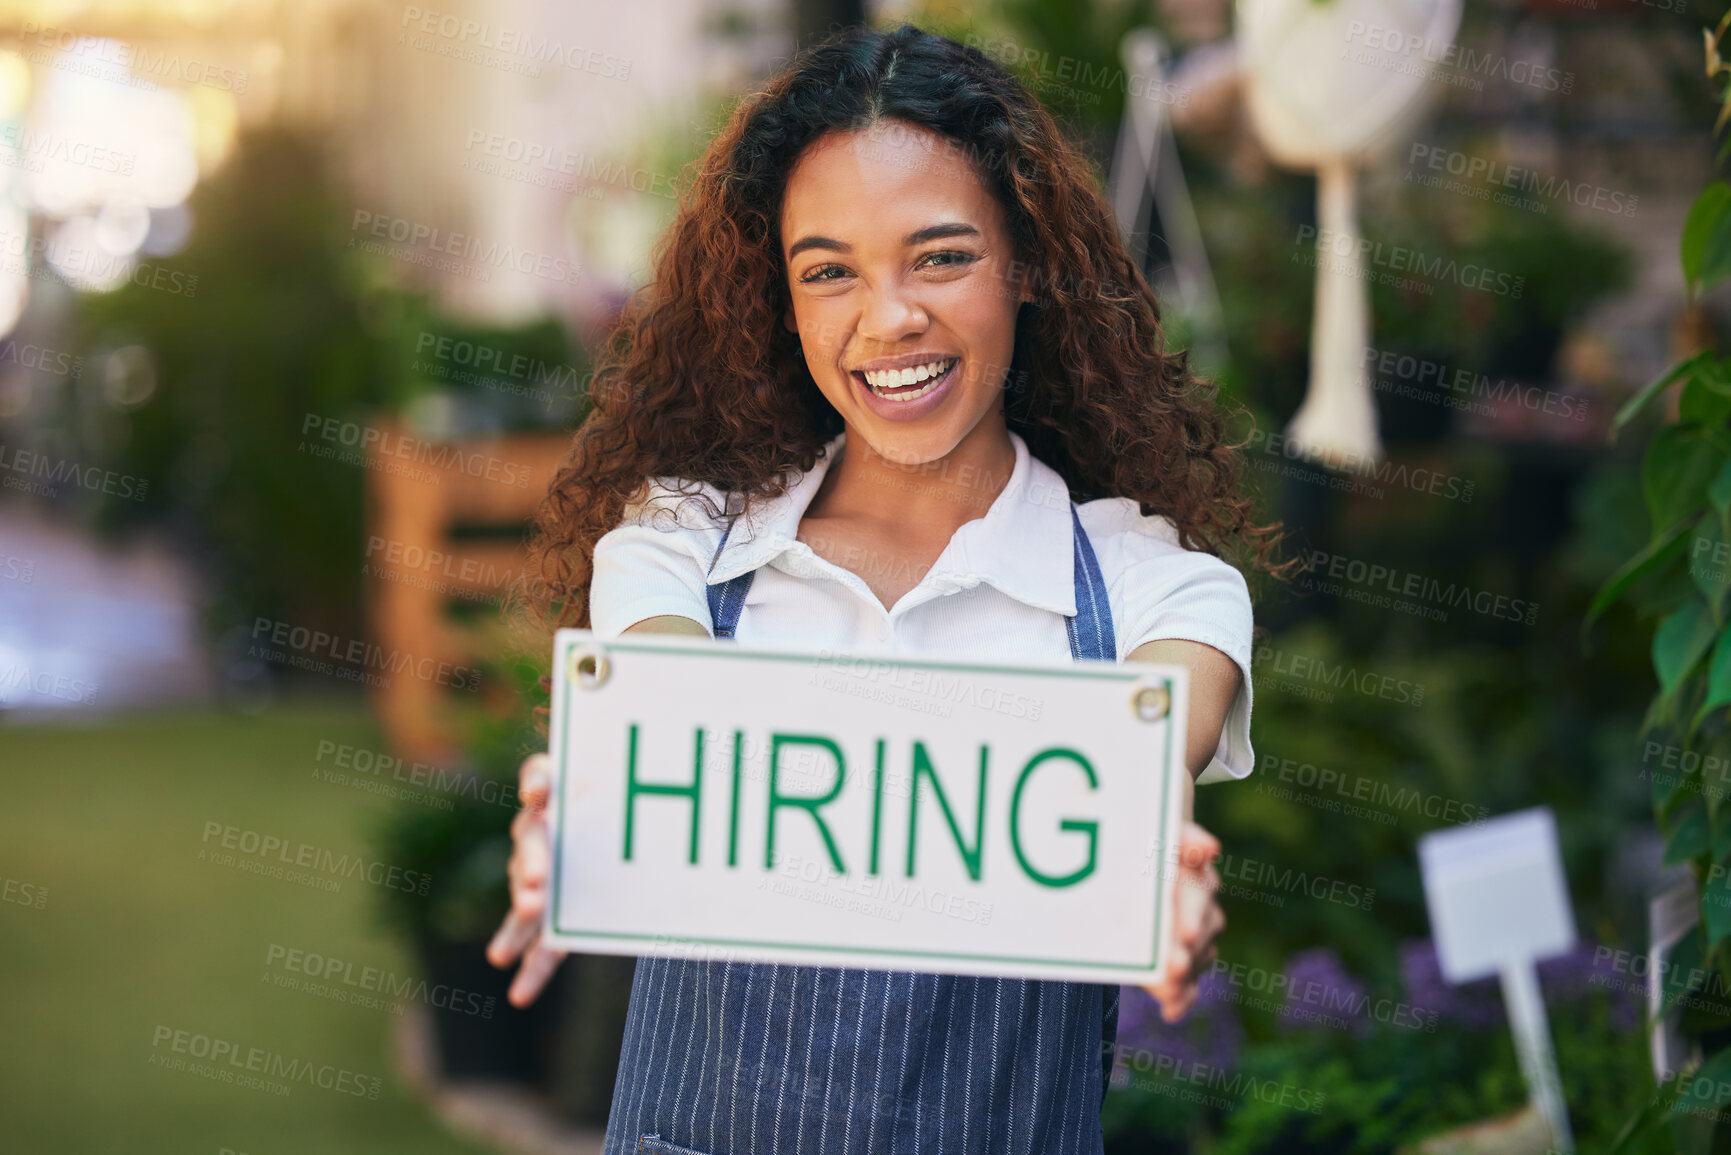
[780,118,1027,467]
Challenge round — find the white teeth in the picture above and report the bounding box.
[868,365,950,402]
[879,380,932,402]
[862,358,954,390]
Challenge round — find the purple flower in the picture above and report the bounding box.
[1399,938,1504,1029]
[1398,937,1643,1033]
[1111,972,1243,1085]
[1279,947,1373,1037]
[1537,939,1642,1031]
[1536,940,1601,999]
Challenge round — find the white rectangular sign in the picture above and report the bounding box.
[544,629,1189,985]
[1419,806,1575,982]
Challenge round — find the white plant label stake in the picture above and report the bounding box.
[1419,807,1577,1154]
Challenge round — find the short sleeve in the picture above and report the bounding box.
[588,478,729,639]
[1084,500,1256,787]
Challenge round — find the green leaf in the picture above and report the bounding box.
[1690,511,1731,619]
[1682,183,1730,285]
[1711,458,1731,516]
[1611,1074,1683,1155]
[1666,796,1712,864]
[1585,520,1693,630]
[1667,1046,1731,1119]
[1656,599,1718,697]
[1655,745,1693,811]
[1694,632,1731,733]
[1710,736,1731,819]
[1704,864,1731,947]
[1712,797,1731,858]
[1697,355,1731,395]
[1683,182,1731,292]
[1609,1093,1672,1155]
[1614,351,1713,437]
[1707,746,1730,827]
[1662,924,1706,1015]
[1682,368,1731,426]
[1647,426,1729,535]
[1663,1107,1722,1153]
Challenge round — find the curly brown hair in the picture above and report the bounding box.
[524,22,1286,630]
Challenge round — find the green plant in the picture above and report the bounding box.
[1101,943,1650,1154]
[372,648,546,944]
[1206,981,1647,1154]
[1591,11,1731,1152]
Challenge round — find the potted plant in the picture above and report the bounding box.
[371,649,567,1084]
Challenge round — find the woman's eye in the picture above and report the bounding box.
[919,250,977,270]
[797,252,976,284]
[799,265,848,284]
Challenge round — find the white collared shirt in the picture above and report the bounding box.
[590,429,1255,785]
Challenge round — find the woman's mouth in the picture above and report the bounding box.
[852,357,959,403]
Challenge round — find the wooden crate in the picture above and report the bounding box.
[365,419,570,765]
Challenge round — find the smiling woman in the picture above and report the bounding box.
[488,21,1290,1155]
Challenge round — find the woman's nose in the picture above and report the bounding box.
[857,284,928,344]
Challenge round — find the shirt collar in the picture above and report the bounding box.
[705,429,1078,616]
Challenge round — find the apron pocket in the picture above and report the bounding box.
[637,1136,713,1155]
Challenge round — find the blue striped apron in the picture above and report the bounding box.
[601,505,1121,1155]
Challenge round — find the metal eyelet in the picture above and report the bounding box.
[1131,682,1170,722]
[571,645,611,689]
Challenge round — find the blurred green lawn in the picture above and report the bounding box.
[0,703,500,1155]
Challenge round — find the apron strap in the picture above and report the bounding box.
[705,517,754,639]
[1065,503,1115,662]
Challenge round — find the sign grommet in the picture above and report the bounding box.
[571,645,612,689]
[1131,682,1170,722]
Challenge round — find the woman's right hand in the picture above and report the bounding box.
[485,752,568,1007]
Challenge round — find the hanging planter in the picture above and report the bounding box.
[1236,0,1463,467]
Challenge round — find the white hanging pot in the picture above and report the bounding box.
[1236,0,1463,467]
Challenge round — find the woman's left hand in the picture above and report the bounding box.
[1140,819,1225,1022]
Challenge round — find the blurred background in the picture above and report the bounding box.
[2,0,1727,1151]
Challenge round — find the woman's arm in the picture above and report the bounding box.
[624,614,711,637]
[1125,636,1239,1021]
[1125,637,1242,781]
